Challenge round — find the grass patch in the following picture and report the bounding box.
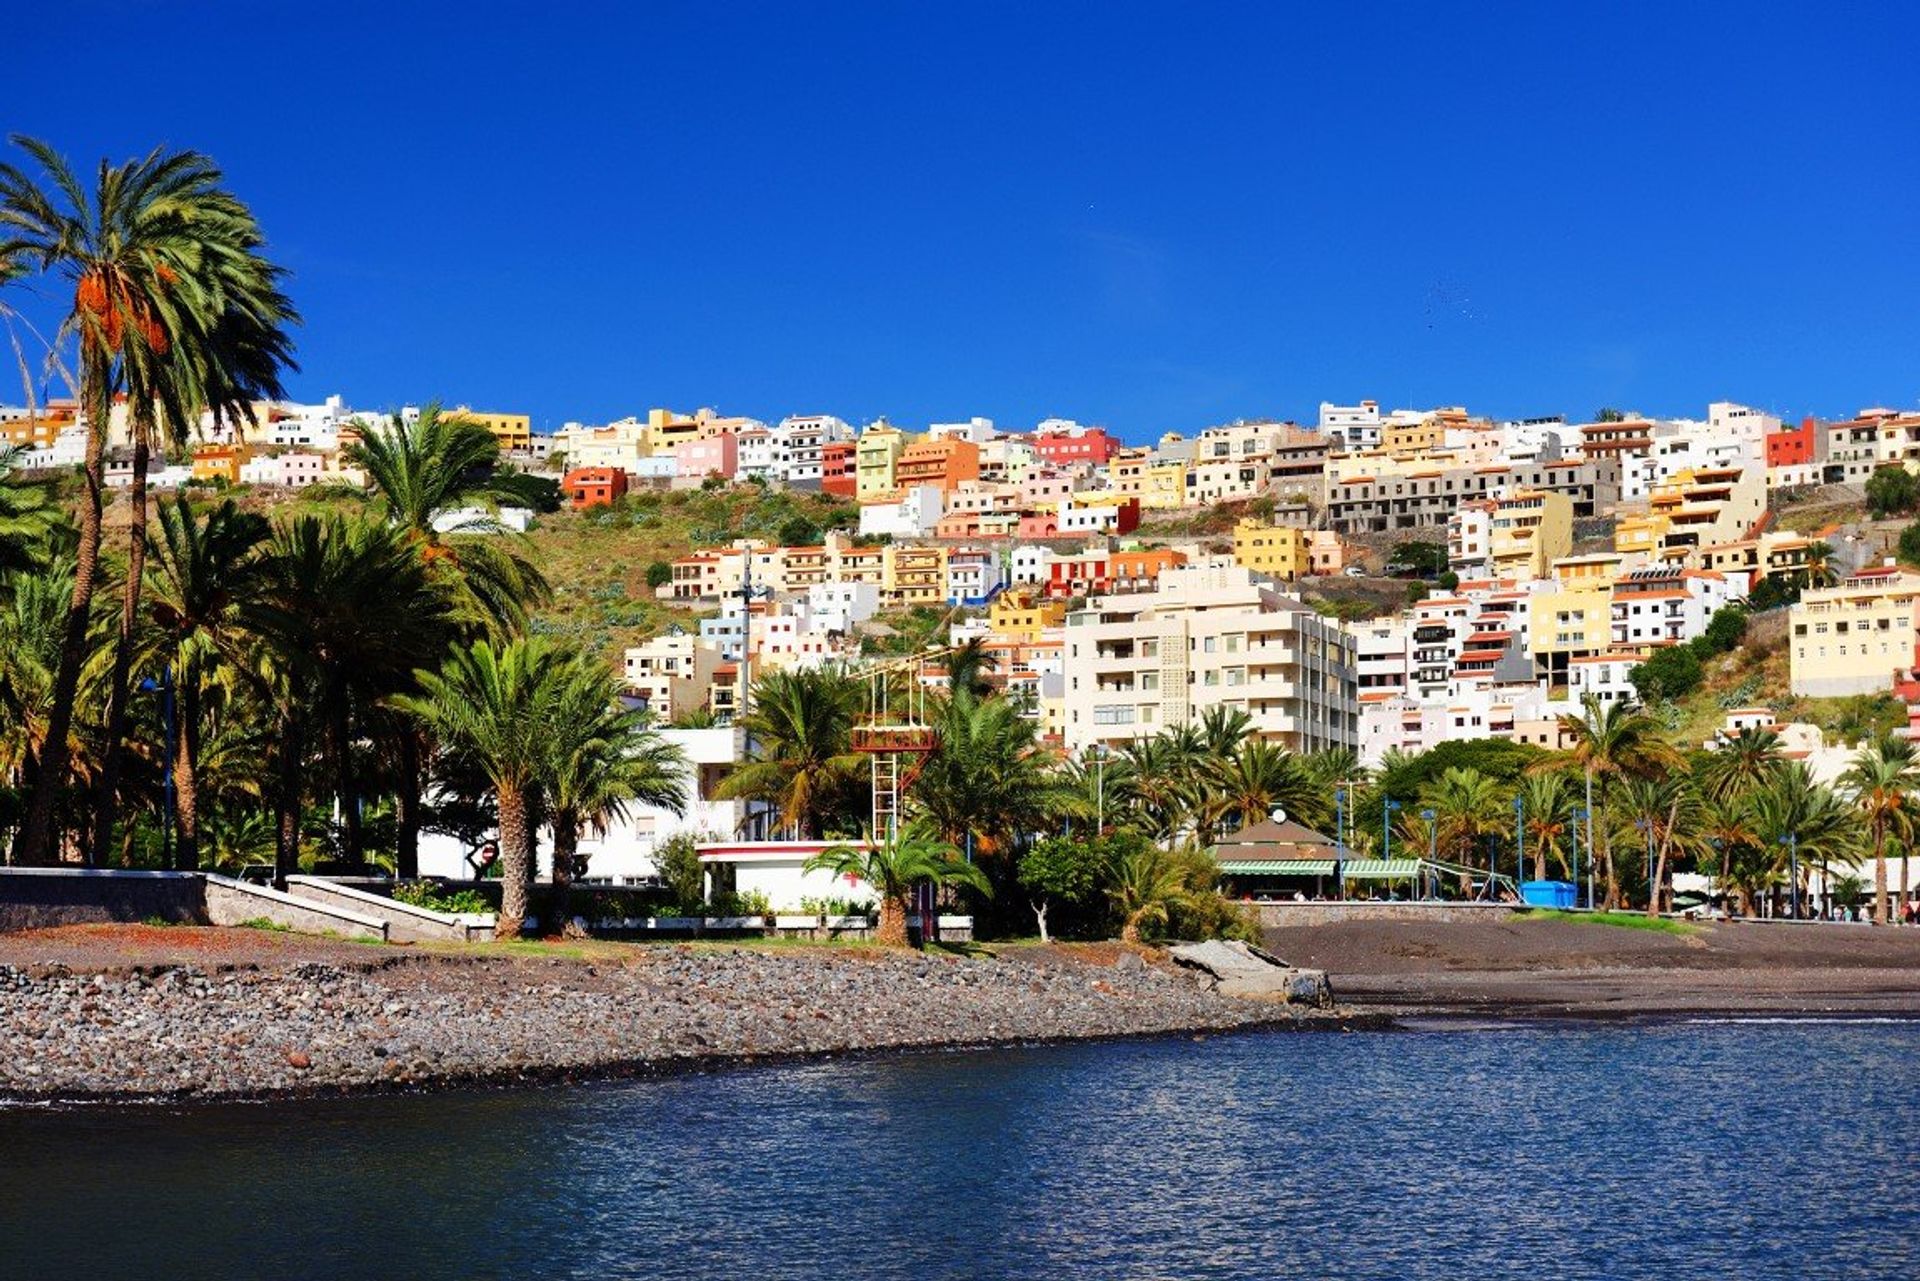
[1518,909,1696,935]
[237,917,293,933]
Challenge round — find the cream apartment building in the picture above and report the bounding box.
[1790,566,1920,697]
[1062,563,1356,754]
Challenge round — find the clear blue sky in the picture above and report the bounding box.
[12,2,1919,441]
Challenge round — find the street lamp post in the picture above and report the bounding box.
[1514,793,1526,899]
[1780,832,1800,920]
[1572,807,1588,910]
[1421,807,1437,899]
[138,668,176,869]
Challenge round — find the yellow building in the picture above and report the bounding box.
[643,407,701,456]
[191,441,249,484]
[449,406,532,452]
[988,592,1068,643]
[1528,583,1614,685]
[1616,466,1768,565]
[856,422,908,502]
[1789,567,1920,697]
[1489,489,1572,580]
[1696,530,1818,584]
[1231,518,1310,581]
[1550,552,1625,589]
[1141,461,1190,510]
[884,543,948,606]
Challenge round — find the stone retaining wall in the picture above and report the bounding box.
[202,876,388,942]
[0,868,203,932]
[1253,901,1524,928]
[286,877,494,943]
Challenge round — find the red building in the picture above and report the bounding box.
[820,440,857,498]
[1033,428,1119,466]
[562,466,628,510]
[1765,416,1822,469]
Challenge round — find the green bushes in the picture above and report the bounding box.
[1628,603,1748,704]
[1016,831,1252,944]
[1867,465,1919,518]
[392,882,493,915]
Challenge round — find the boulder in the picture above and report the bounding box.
[1167,940,1335,1007]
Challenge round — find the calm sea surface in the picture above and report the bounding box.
[2,1020,1916,1280]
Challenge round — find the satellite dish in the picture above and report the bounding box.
[1269,807,1287,825]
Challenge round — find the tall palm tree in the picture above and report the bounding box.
[0,137,277,864]
[348,402,548,635]
[138,496,270,868]
[257,513,443,878]
[1614,775,1702,914]
[1205,739,1326,836]
[1515,771,1574,882]
[805,820,990,948]
[0,446,58,585]
[394,638,564,938]
[939,636,997,701]
[1541,693,1683,908]
[717,666,865,839]
[543,651,686,932]
[1421,766,1510,887]
[911,691,1081,858]
[1745,764,1860,919]
[1698,727,1785,804]
[1840,736,1918,926]
[1195,704,1253,762]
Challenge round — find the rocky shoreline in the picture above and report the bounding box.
[0,944,1368,1104]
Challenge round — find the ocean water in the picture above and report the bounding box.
[2,1020,1915,1279]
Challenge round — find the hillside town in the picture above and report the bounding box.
[8,391,1918,887]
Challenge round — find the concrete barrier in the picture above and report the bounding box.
[285,877,495,943]
[203,875,388,941]
[0,867,203,932]
[1253,900,1525,928]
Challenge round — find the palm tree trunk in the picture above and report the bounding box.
[1875,826,1890,926]
[172,679,201,871]
[13,362,108,866]
[496,781,532,939]
[395,731,421,880]
[92,438,151,864]
[274,711,303,890]
[327,686,363,868]
[876,892,910,947]
[549,807,579,937]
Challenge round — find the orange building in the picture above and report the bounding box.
[1107,548,1187,592]
[893,438,980,493]
[190,441,249,484]
[820,440,857,498]
[562,466,629,510]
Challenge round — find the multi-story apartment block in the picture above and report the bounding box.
[1327,458,1619,535]
[819,439,856,497]
[1319,399,1382,451]
[989,591,1068,642]
[623,632,725,721]
[886,544,949,607]
[1034,426,1119,467]
[774,414,855,489]
[1824,412,1883,486]
[894,437,980,493]
[945,546,1004,606]
[1233,518,1311,581]
[1062,563,1356,754]
[1695,529,1818,585]
[1790,566,1920,697]
[1488,489,1573,580]
[1614,465,1766,565]
[448,406,532,452]
[1764,416,1826,488]
[855,421,908,501]
[734,426,776,481]
[1610,565,1739,648]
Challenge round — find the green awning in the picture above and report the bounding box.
[1218,860,1336,876]
[1339,859,1424,878]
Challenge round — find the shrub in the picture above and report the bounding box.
[1630,645,1702,703]
[1867,465,1919,517]
[644,560,672,589]
[392,882,493,915]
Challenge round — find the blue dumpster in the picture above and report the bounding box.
[1520,880,1577,908]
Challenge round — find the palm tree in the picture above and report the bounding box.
[394,638,564,938]
[257,513,443,879]
[1422,767,1510,889]
[939,636,997,701]
[805,821,990,947]
[1106,840,1195,944]
[1745,764,1861,919]
[0,446,58,585]
[1515,772,1574,882]
[543,651,686,933]
[1840,736,1918,926]
[348,402,548,634]
[138,496,270,868]
[1541,693,1683,909]
[1614,775,1702,914]
[1205,739,1325,835]
[717,666,865,839]
[0,137,278,864]
[1698,727,1785,804]
[911,691,1081,858]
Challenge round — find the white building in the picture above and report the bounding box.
[774,414,854,488]
[928,416,996,444]
[806,581,880,634]
[1319,400,1382,451]
[239,452,327,488]
[857,485,944,538]
[1010,544,1055,585]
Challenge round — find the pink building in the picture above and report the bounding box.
[1034,428,1119,466]
[674,432,737,483]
